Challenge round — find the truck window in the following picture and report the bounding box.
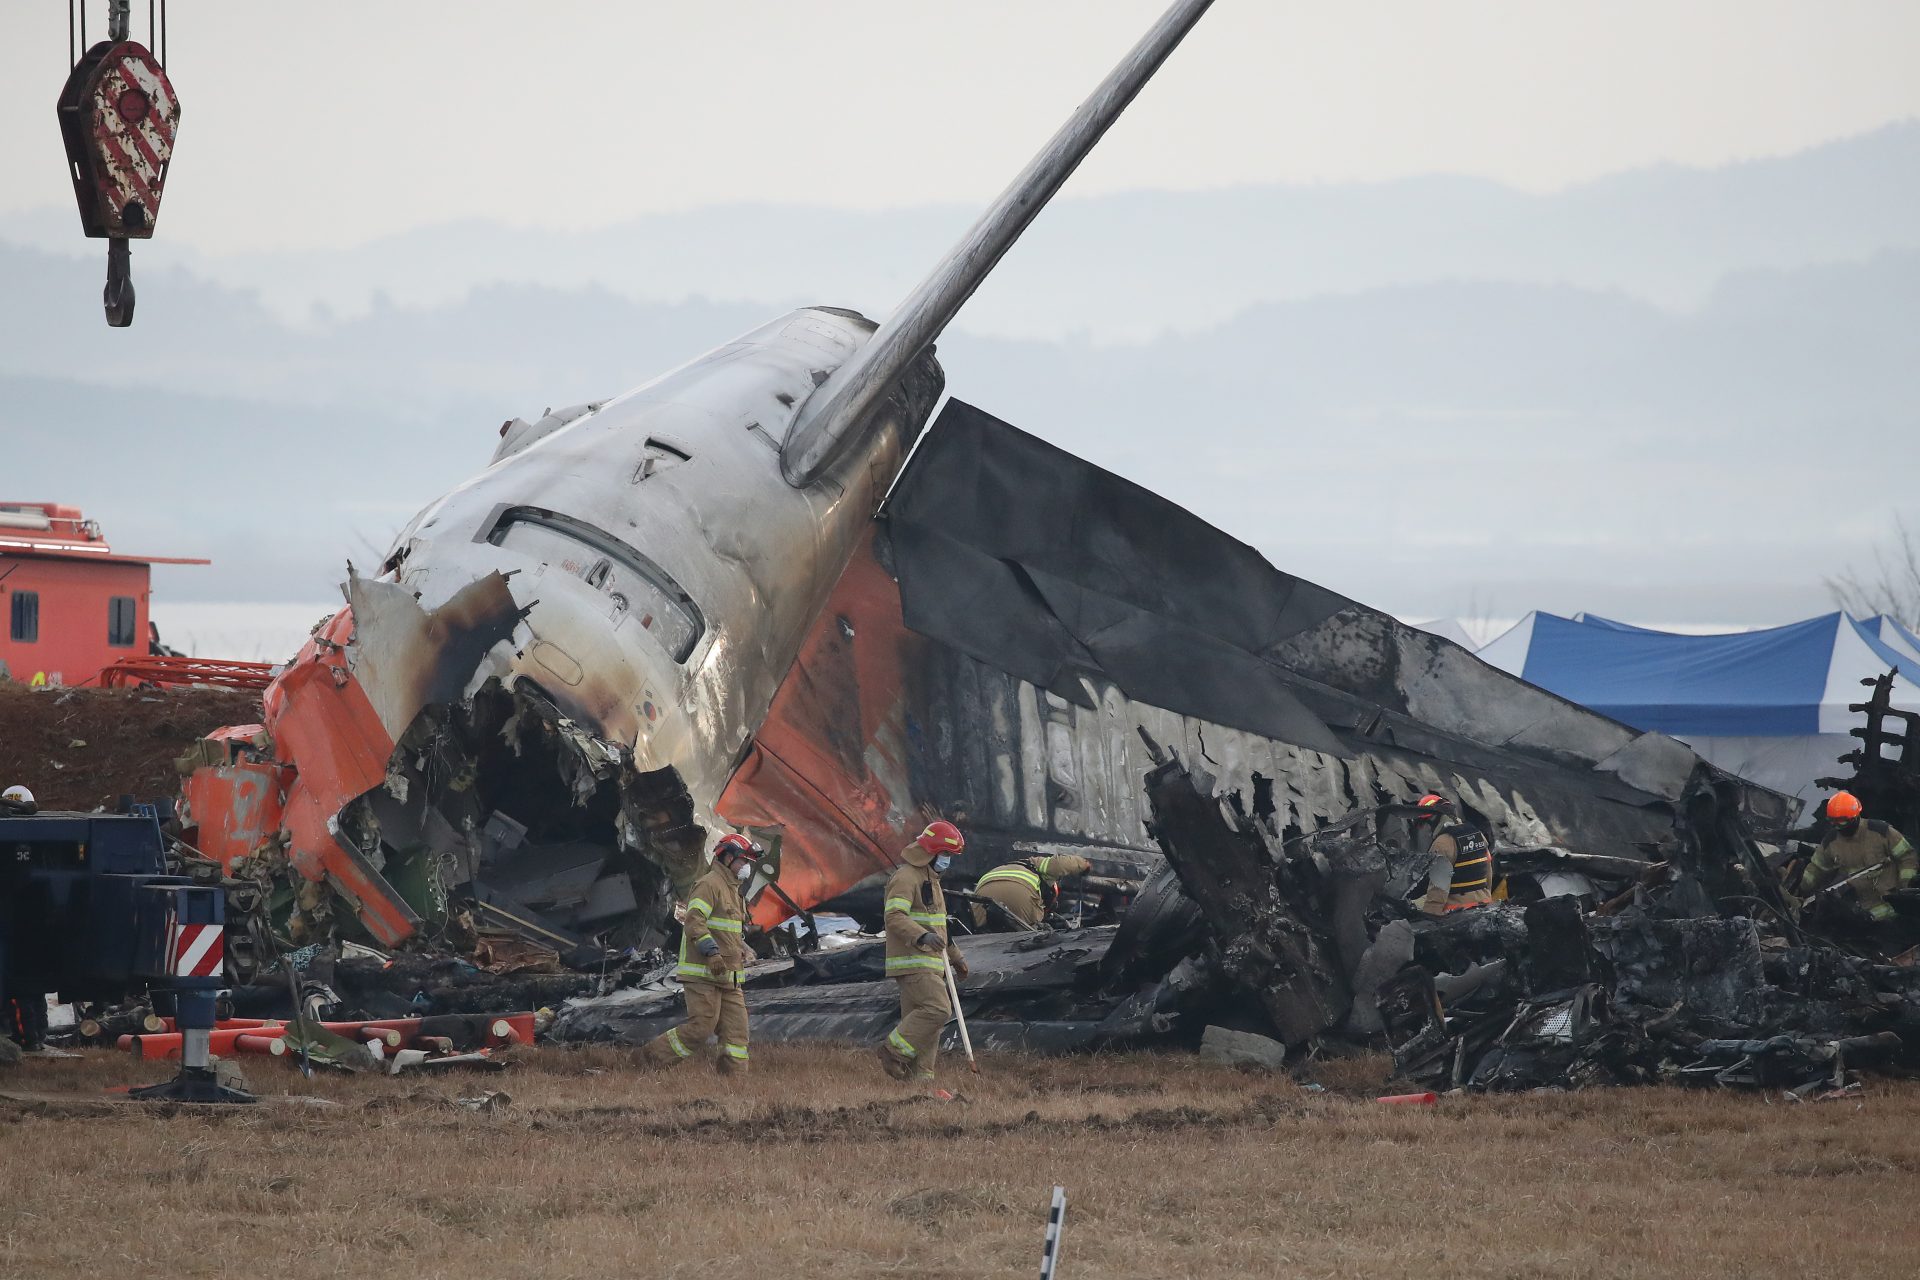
[108,596,137,647]
[10,591,38,643]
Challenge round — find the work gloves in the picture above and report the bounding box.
[952,956,970,981]
[696,934,729,974]
[916,930,944,952]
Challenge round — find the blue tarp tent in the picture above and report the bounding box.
[1479,612,1920,806]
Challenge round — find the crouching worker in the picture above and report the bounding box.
[971,854,1092,930]
[638,833,762,1073]
[1411,793,1494,916]
[877,821,969,1082]
[1802,791,1915,940]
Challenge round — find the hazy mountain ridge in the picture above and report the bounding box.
[4,120,1916,343]
[4,230,1913,621]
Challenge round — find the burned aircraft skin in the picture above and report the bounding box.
[181,1,1220,949]
[714,399,1797,936]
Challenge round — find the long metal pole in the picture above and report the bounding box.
[944,958,979,1074]
[780,0,1216,486]
[1040,1186,1068,1280]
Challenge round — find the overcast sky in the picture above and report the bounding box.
[4,2,1919,251]
[4,2,1917,641]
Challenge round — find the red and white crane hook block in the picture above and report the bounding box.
[56,0,181,327]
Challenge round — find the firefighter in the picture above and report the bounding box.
[637,833,762,1073]
[1410,793,1494,916]
[1802,791,1915,926]
[877,820,969,1082]
[970,853,1093,930]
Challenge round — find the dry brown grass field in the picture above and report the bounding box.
[2,1045,1916,1279]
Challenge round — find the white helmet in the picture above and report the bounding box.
[1,785,32,806]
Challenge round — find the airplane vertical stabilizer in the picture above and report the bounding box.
[780,0,1215,486]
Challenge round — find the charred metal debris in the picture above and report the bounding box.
[549,710,1920,1097]
[1131,732,1920,1097]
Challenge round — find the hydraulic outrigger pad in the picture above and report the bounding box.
[56,13,179,329]
[128,994,256,1106]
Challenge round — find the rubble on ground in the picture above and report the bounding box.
[16,674,1920,1100]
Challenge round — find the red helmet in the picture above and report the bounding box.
[713,832,764,867]
[1415,793,1451,815]
[916,820,965,856]
[1827,791,1863,821]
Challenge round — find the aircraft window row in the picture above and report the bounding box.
[484,506,704,662]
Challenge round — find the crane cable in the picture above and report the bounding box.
[67,1,166,68]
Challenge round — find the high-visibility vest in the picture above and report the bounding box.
[1442,824,1493,897]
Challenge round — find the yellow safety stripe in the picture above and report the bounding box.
[980,866,1042,892]
[1452,853,1492,893]
[1870,903,1897,921]
[887,1029,918,1059]
[677,962,744,983]
[687,897,713,917]
[884,896,912,913]
[665,1028,693,1058]
[722,1043,749,1060]
[1035,857,1052,876]
[909,911,946,926]
[705,918,743,932]
[886,954,946,973]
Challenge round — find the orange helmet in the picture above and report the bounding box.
[916,820,965,856]
[1826,791,1863,821]
[1415,793,1451,814]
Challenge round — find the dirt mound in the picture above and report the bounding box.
[0,682,260,812]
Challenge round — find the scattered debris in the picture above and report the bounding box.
[1198,1026,1287,1071]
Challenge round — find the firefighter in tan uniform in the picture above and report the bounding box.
[638,834,762,1073]
[1803,791,1915,925]
[970,854,1093,930]
[1410,793,1495,916]
[877,821,969,1082]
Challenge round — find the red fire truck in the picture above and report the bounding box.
[0,502,207,687]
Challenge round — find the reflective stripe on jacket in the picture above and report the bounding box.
[1806,822,1916,919]
[883,855,961,976]
[678,865,749,985]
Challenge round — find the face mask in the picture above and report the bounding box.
[1837,818,1861,837]
[933,855,953,873]
[733,860,754,882]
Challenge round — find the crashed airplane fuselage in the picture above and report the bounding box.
[180,0,1796,958]
[230,312,939,948]
[180,1,1220,947]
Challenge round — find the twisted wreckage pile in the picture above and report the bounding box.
[539,709,1920,1096]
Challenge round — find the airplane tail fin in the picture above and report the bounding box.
[780,0,1215,486]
